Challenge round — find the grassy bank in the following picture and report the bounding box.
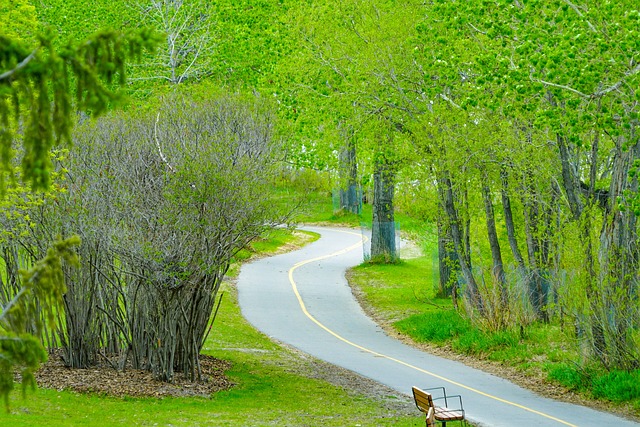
[348,253,640,417]
[1,230,419,426]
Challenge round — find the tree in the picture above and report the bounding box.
[290,0,421,261]
[338,123,361,214]
[0,28,159,194]
[133,0,216,85]
[0,29,158,405]
[473,0,640,368]
[401,0,640,366]
[31,94,288,381]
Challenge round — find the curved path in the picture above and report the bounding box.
[237,226,636,427]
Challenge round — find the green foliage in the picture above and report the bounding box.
[0,236,80,409]
[10,236,79,327]
[0,28,159,195]
[210,0,296,90]
[34,0,136,42]
[0,155,65,243]
[0,0,39,45]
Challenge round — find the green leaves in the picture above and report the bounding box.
[0,0,39,45]
[0,235,80,409]
[0,28,159,196]
[0,333,47,409]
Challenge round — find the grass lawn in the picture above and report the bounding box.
[0,230,420,426]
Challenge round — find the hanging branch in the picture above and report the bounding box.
[0,49,38,81]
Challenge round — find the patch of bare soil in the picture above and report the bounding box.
[35,350,233,398]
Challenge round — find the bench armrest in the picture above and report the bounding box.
[427,389,464,410]
[424,386,446,396]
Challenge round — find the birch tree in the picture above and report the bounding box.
[134,0,215,84]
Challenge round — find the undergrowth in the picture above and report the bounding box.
[548,365,640,409]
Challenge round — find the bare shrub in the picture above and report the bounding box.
[46,93,287,381]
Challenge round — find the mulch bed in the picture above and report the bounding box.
[35,350,234,398]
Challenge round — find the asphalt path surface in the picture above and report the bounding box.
[237,226,637,427]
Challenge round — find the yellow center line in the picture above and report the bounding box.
[288,228,577,427]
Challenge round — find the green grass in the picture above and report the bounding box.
[1,230,419,426]
[348,257,449,322]
[292,189,372,227]
[350,253,568,368]
[548,365,640,410]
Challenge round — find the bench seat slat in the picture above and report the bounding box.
[434,407,465,421]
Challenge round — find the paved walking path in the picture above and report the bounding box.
[237,226,637,427]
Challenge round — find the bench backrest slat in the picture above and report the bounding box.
[412,386,434,413]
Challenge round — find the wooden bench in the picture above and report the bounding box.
[412,386,466,426]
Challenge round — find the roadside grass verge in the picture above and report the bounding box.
[0,230,419,426]
[348,253,640,416]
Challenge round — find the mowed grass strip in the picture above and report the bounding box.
[1,230,419,426]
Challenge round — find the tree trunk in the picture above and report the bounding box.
[481,170,507,303]
[500,166,526,269]
[370,159,397,262]
[439,172,481,306]
[437,216,459,302]
[338,131,360,214]
[557,134,584,220]
[502,166,548,321]
[519,171,551,322]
